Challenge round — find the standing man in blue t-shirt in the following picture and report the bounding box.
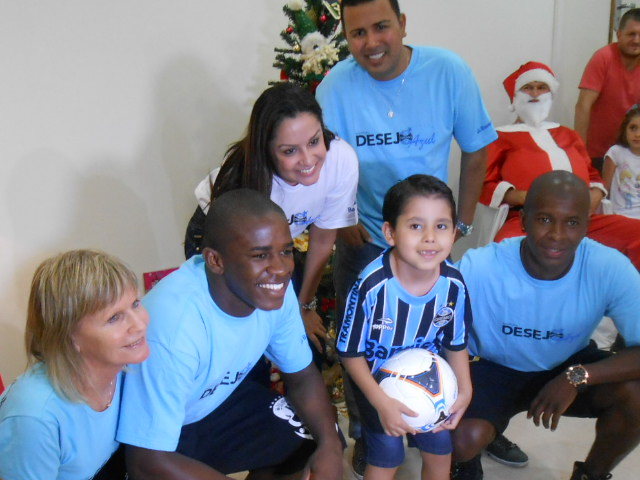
[315,0,498,474]
[452,171,640,480]
[117,189,343,480]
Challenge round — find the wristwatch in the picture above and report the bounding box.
[566,364,589,392]
[456,220,474,237]
[300,297,318,312]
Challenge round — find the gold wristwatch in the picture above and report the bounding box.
[566,364,589,392]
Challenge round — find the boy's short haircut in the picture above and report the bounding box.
[382,174,457,227]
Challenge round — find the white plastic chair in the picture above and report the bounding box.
[451,203,509,261]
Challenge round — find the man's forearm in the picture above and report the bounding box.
[582,346,640,386]
[574,105,590,142]
[283,364,341,444]
[574,89,599,142]
[457,147,488,226]
[126,445,230,480]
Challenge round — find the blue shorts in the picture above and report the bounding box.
[176,376,316,474]
[465,341,610,434]
[363,425,452,468]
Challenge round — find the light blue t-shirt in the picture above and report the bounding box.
[316,45,497,247]
[117,255,312,452]
[457,237,640,372]
[0,364,121,480]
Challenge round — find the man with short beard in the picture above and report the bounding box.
[575,8,640,173]
[480,61,640,271]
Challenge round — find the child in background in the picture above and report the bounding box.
[337,174,473,480]
[603,105,640,218]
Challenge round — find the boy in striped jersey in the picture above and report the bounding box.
[337,174,473,480]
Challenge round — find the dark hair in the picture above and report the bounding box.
[619,8,640,31]
[340,0,402,29]
[382,174,456,228]
[203,188,286,251]
[616,104,640,148]
[211,83,335,201]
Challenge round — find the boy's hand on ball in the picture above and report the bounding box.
[377,396,418,437]
[431,389,470,433]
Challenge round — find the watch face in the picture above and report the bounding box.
[568,366,587,385]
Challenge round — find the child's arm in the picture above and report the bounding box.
[341,356,418,437]
[433,348,473,432]
[602,155,616,194]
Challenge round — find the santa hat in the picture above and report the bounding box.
[503,61,559,106]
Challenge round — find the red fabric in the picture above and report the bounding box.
[0,373,4,394]
[143,267,178,292]
[503,61,557,102]
[579,44,640,158]
[482,125,602,207]
[485,125,640,269]
[496,214,640,269]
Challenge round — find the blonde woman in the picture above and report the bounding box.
[0,250,149,480]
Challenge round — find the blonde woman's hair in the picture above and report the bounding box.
[25,249,138,401]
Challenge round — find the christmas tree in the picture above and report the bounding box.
[273,0,350,92]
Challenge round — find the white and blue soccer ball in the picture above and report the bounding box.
[374,348,458,433]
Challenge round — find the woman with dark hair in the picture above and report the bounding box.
[185,82,359,352]
[0,250,150,480]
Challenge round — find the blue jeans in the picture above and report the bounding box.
[333,238,384,439]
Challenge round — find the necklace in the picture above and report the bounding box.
[369,48,412,118]
[372,75,408,119]
[102,379,116,410]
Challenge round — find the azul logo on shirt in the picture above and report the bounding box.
[501,323,564,341]
[372,317,393,331]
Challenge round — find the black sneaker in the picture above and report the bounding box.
[451,455,483,480]
[485,433,529,467]
[351,438,366,480]
[570,461,612,480]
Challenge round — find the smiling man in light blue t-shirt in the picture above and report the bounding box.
[452,171,640,480]
[117,189,344,480]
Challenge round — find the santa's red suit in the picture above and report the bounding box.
[482,122,640,269]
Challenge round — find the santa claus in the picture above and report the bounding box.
[482,61,640,269]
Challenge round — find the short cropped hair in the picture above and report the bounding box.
[341,0,402,28]
[383,174,457,228]
[619,8,640,31]
[25,249,138,401]
[523,171,590,215]
[203,188,287,252]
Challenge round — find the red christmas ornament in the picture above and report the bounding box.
[280,70,289,81]
[286,26,293,33]
[320,14,327,22]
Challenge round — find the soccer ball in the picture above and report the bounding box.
[374,348,458,433]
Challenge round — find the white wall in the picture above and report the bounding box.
[0,0,610,383]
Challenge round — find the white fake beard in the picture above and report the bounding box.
[513,91,553,127]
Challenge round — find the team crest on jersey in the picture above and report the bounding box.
[270,396,313,439]
[433,306,454,327]
[372,317,393,331]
